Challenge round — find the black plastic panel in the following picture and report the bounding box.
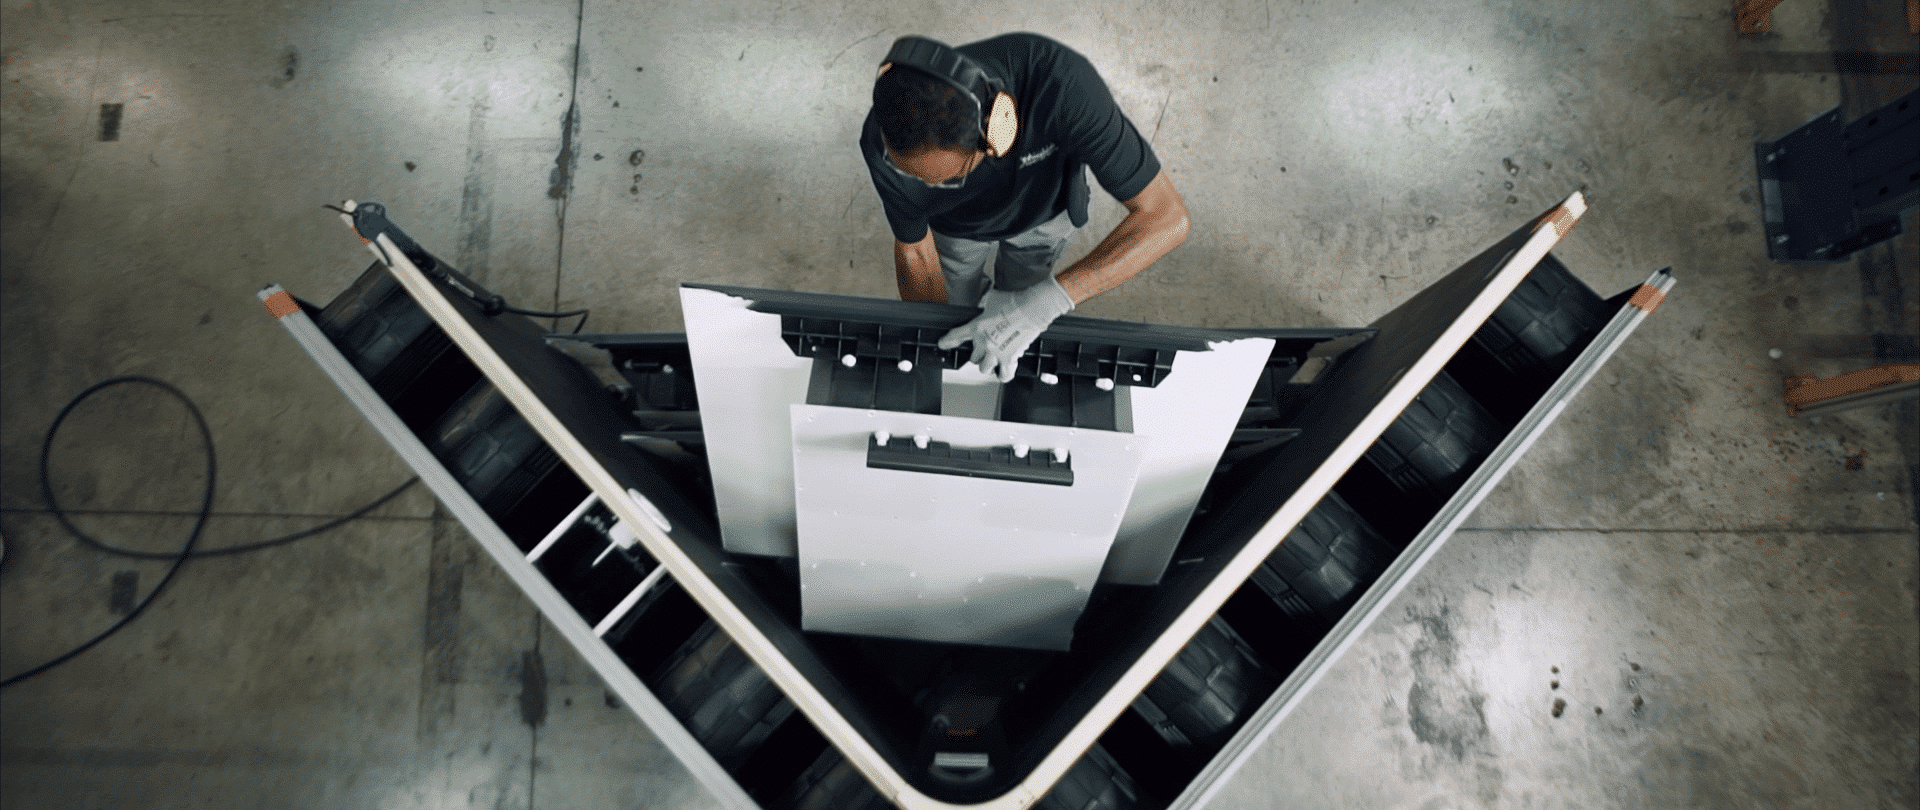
[1001,374,1119,430]
[866,434,1075,486]
[1131,616,1277,749]
[1036,744,1146,810]
[1247,491,1394,628]
[773,748,892,810]
[805,350,944,414]
[1369,373,1504,495]
[315,263,482,431]
[1473,254,1609,378]
[422,381,569,522]
[651,622,799,772]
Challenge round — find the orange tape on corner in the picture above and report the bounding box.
[1547,206,1578,239]
[262,291,300,319]
[1627,285,1666,313]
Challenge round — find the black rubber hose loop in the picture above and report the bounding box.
[1,376,416,688]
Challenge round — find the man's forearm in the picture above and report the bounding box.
[894,233,948,303]
[1056,170,1190,305]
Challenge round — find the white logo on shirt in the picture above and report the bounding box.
[1018,144,1058,168]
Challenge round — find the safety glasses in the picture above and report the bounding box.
[882,146,984,190]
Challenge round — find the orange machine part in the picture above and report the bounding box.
[1785,364,1920,414]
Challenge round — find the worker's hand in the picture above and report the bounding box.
[937,276,1074,382]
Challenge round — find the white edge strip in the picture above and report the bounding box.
[358,242,1020,810]
[596,564,672,638]
[527,491,600,563]
[259,283,761,810]
[1171,265,1674,809]
[1015,191,1593,802]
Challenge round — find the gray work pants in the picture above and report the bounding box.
[933,209,1078,307]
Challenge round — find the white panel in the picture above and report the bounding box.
[1104,336,1275,584]
[681,284,1272,587]
[790,405,1147,650]
[678,286,814,556]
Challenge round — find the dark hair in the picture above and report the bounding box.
[873,66,980,155]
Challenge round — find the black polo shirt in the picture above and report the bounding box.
[860,33,1162,243]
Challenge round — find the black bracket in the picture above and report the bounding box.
[999,374,1120,431]
[866,434,1074,486]
[1014,338,1175,388]
[1755,89,1918,263]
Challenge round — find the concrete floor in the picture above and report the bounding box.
[1,0,1914,808]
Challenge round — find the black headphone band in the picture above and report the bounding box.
[879,36,995,124]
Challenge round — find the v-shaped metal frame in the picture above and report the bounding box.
[262,190,1674,809]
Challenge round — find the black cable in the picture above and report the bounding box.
[502,305,590,334]
[323,203,589,334]
[1,377,417,688]
[55,478,417,561]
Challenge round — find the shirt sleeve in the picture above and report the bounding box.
[1053,48,1160,203]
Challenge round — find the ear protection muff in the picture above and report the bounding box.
[879,36,1019,158]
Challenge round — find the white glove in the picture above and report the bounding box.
[937,276,1075,382]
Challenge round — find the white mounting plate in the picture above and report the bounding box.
[790,404,1147,650]
[680,284,1272,587]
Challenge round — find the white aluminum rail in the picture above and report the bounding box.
[256,284,759,810]
[1171,266,1677,809]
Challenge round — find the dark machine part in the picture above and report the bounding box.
[531,498,659,623]
[726,282,1213,388]
[1225,329,1381,455]
[1364,371,1505,497]
[1036,745,1147,810]
[1336,371,1506,543]
[805,341,946,414]
[1000,373,1120,431]
[613,339,700,411]
[1095,256,1627,804]
[775,748,894,810]
[550,332,702,413]
[345,201,443,276]
[284,205,1651,809]
[867,434,1075,486]
[423,381,571,524]
[1755,88,1919,262]
[314,263,482,432]
[651,621,800,772]
[1015,338,1176,389]
[1246,490,1395,629]
[917,675,1015,794]
[1444,252,1611,423]
[784,317,961,374]
[780,310,1177,419]
[1129,615,1279,749]
[310,263,827,805]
